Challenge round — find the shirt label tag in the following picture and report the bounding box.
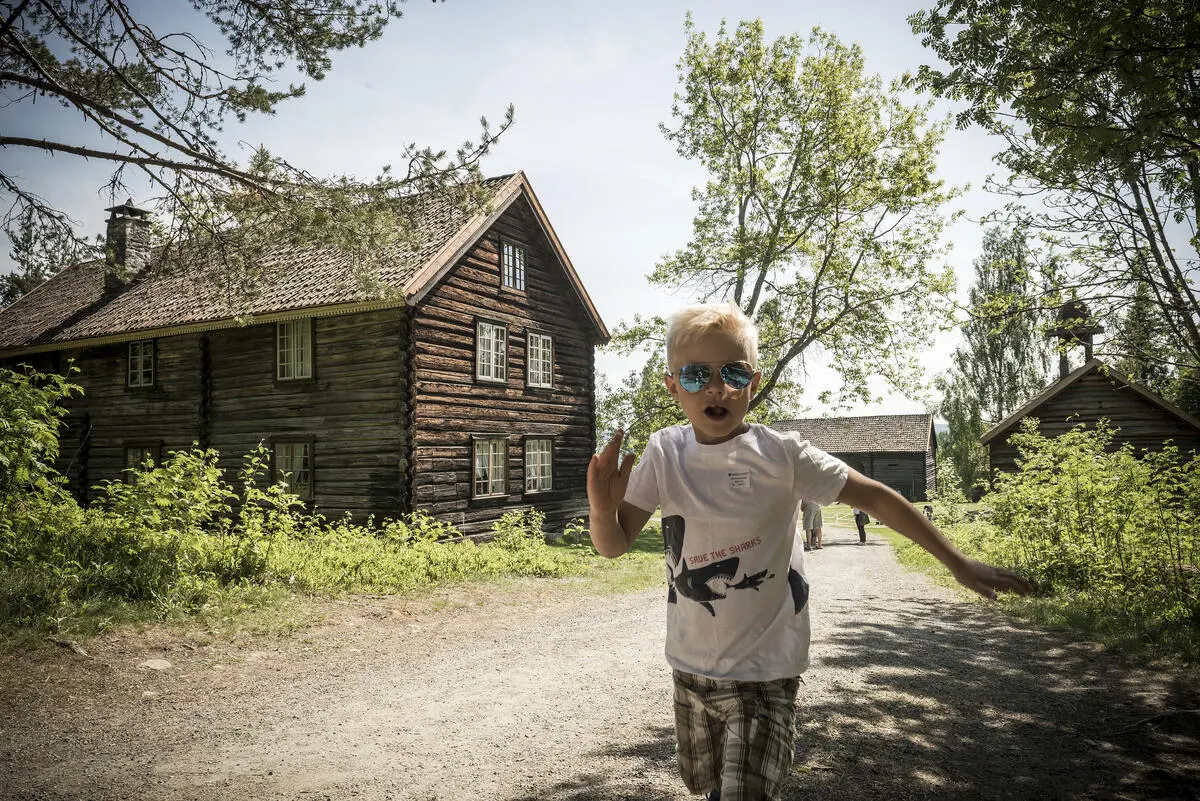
[728,470,750,490]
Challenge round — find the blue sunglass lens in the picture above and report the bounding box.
[721,363,753,389]
[678,364,712,393]
[676,363,753,393]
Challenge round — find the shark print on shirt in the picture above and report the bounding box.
[662,515,776,617]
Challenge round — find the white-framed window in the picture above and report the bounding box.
[476,321,507,382]
[527,332,553,388]
[473,437,507,498]
[277,319,313,380]
[123,444,159,482]
[127,340,154,387]
[501,241,526,290]
[525,438,553,492]
[274,441,313,500]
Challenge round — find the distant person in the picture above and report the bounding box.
[801,498,823,550]
[853,506,868,544]
[588,302,1031,801]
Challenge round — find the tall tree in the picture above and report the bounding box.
[910,0,1200,378]
[1,207,95,307]
[1109,280,1200,416]
[1110,279,1175,396]
[936,226,1050,494]
[0,0,512,300]
[604,18,959,449]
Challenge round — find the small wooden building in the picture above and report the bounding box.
[772,414,937,501]
[0,172,609,535]
[982,358,1200,474]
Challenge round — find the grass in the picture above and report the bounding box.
[876,520,1200,668]
[0,523,670,649]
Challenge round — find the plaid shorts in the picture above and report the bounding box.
[672,669,800,801]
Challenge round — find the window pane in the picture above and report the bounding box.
[295,320,312,378]
[278,320,312,380]
[277,324,291,379]
[528,334,551,386]
[502,242,527,290]
[475,439,506,496]
[477,323,493,379]
[277,442,312,498]
[128,341,154,386]
[490,440,505,495]
[525,439,552,491]
[474,442,489,496]
[478,322,506,381]
[493,327,506,379]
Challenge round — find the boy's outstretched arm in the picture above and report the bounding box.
[587,430,654,558]
[837,470,1033,600]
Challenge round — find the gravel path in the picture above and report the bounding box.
[2,526,1197,801]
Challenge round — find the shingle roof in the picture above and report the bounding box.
[772,414,934,454]
[0,172,608,354]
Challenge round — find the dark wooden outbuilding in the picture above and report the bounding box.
[982,358,1200,474]
[772,414,937,501]
[0,172,609,535]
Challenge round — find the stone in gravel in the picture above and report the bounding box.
[139,658,172,671]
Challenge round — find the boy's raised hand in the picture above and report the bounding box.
[951,558,1034,601]
[588,430,636,514]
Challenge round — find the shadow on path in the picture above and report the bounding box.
[501,529,1199,801]
[785,595,1199,800]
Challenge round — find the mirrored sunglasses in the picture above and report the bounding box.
[673,361,755,394]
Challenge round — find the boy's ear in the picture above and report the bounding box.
[663,371,679,399]
[750,370,761,394]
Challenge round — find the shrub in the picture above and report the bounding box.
[944,418,1200,649]
[0,366,594,636]
[0,364,78,520]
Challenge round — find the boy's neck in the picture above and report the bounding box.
[691,421,751,445]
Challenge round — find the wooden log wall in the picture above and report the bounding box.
[989,372,1200,473]
[835,452,928,502]
[409,196,597,536]
[21,307,408,519]
[925,439,937,499]
[206,308,408,521]
[49,335,204,501]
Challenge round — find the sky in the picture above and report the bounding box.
[0,0,1023,420]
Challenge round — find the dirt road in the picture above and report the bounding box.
[2,526,1197,800]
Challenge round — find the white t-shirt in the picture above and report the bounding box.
[623,423,849,681]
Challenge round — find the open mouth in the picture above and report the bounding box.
[704,405,729,421]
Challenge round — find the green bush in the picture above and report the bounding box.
[940,418,1200,653]
[0,364,595,635]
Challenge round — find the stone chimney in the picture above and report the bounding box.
[103,200,151,294]
[1047,299,1105,380]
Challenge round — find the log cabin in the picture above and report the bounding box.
[981,358,1200,474]
[0,172,609,535]
[771,414,937,501]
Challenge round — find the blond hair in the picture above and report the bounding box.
[665,302,758,369]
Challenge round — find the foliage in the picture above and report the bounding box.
[934,419,1200,656]
[929,452,971,528]
[0,365,597,635]
[936,226,1050,496]
[1109,280,1200,417]
[0,364,79,516]
[604,17,959,435]
[1,0,512,301]
[1,208,97,308]
[909,0,1200,378]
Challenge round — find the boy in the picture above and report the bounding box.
[587,303,1030,801]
